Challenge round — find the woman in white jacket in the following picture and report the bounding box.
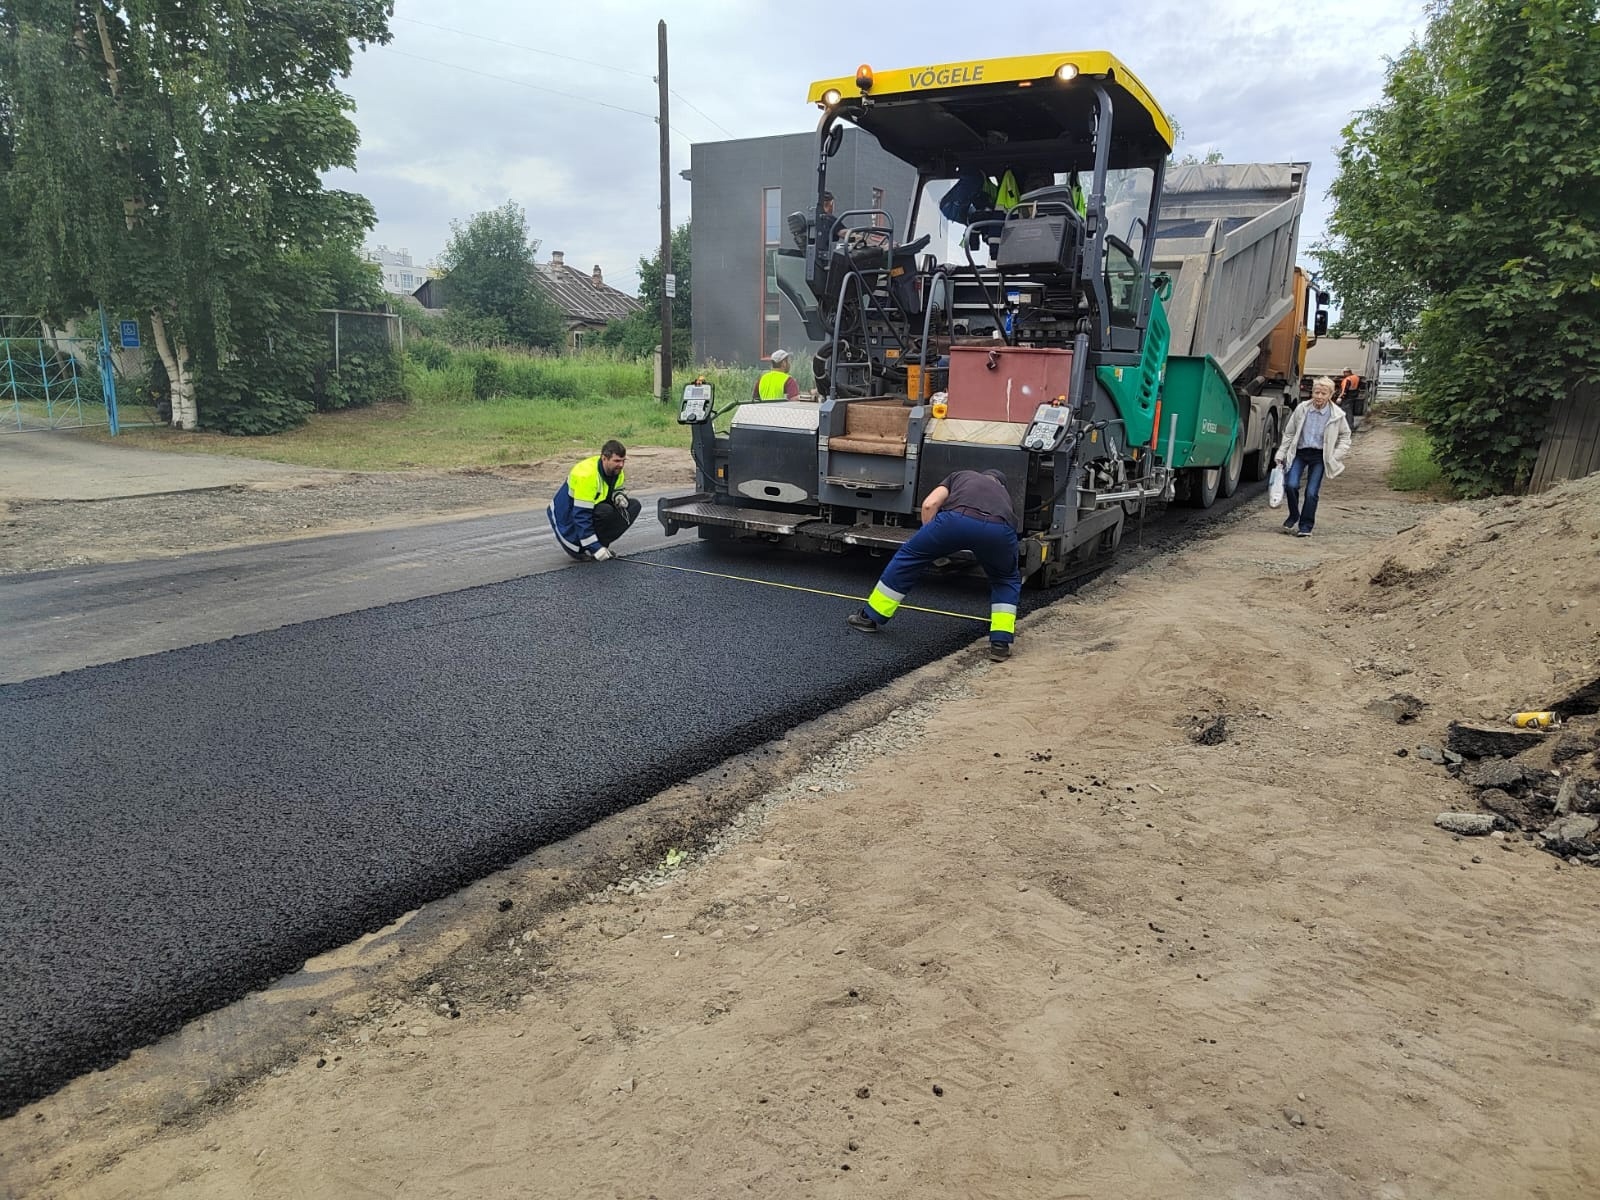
[1275,376,1353,537]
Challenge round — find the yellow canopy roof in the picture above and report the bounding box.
[806,51,1173,170]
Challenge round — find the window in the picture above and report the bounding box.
[1105,237,1141,329]
[761,187,782,356]
[763,187,782,246]
[1103,167,1155,262]
[871,186,885,228]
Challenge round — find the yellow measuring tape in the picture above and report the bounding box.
[621,557,990,625]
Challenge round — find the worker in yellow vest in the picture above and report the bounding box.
[753,349,802,401]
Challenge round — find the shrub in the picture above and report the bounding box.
[406,337,455,371]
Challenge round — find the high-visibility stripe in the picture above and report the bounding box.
[548,506,582,553]
[580,534,601,547]
[867,585,902,620]
[990,604,1017,635]
[573,498,596,509]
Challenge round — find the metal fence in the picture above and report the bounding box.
[326,309,403,371]
[319,309,404,410]
[0,315,120,434]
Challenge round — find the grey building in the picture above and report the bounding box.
[689,128,918,370]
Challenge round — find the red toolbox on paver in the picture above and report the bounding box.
[946,345,1073,424]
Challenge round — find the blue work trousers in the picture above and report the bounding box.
[861,510,1022,644]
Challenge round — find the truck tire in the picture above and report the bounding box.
[1246,411,1279,482]
[1218,434,1244,498]
[1185,466,1221,509]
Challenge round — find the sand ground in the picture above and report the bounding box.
[8,422,1600,1200]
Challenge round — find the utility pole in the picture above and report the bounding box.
[657,20,672,403]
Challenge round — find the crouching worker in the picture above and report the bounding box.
[846,468,1022,662]
[548,439,641,562]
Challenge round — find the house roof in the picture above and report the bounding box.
[534,262,644,325]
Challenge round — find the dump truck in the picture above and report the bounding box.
[660,51,1321,584]
[1154,166,1327,497]
[1304,334,1381,423]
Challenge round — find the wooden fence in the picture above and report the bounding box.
[1530,381,1600,493]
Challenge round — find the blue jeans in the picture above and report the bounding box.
[1285,447,1325,532]
[860,511,1022,644]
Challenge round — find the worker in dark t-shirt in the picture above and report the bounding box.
[847,468,1022,662]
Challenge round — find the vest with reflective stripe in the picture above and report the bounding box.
[549,454,625,552]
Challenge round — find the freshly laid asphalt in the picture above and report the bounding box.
[0,537,1033,1115]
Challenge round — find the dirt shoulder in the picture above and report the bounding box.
[13,424,1600,1199]
[0,446,697,573]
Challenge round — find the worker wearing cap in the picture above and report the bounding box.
[846,468,1022,662]
[548,439,640,562]
[754,350,802,401]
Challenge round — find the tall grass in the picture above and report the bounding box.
[1388,425,1455,498]
[402,337,770,410]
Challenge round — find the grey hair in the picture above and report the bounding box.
[1312,375,1336,393]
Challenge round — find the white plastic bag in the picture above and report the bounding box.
[1267,466,1285,509]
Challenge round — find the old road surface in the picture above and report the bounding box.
[0,486,1260,1115]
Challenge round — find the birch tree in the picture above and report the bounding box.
[0,0,392,429]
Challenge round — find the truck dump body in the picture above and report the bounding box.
[1153,163,1309,386]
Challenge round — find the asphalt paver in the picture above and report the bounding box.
[0,538,1035,1114]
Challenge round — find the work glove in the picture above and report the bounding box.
[610,491,630,511]
[591,546,615,562]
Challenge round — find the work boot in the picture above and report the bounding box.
[846,611,879,634]
[988,642,1011,662]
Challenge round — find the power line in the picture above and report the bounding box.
[389,14,738,142]
[670,90,736,139]
[392,16,654,80]
[380,45,662,127]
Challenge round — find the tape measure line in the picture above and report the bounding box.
[620,557,991,625]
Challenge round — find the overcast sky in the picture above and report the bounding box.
[328,0,1430,294]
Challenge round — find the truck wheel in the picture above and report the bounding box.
[1185,467,1221,509]
[1218,435,1244,498]
[1246,411,1279,482]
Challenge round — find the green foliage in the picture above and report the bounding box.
[201,243,399,433]
[402,340,651,405]
[0,0,395,431]
[1388,425,1456,496]
[406,336,455,371]
[438,201,564,351]
[598,222,691,364]
[1316,0,1600,496]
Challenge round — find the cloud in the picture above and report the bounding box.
[336,0,1432,293]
